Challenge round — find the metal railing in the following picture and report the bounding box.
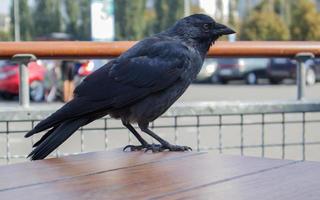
[0,41,320,107]
[0,41,320,59]
[0,41,320,164]
[1,101,320,164]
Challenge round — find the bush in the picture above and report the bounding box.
[0,30,11,41]
[240,11,290,41]
[290,0,320,40]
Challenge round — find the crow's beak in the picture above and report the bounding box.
[213,23,236,36]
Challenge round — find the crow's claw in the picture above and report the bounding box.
[123,143,192,152]
[123,143,162,152]
[163,144,192,152]
[144,143,163,152]
[123,145,145,151]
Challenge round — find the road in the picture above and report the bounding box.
[179,82,320,102]
[1,83,320,107]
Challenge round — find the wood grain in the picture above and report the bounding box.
[0,149,201,190]
[0,151,298,200]
[159,161,320,200]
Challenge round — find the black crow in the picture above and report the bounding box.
[26,14,235,160]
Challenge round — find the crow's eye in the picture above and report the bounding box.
[203,23,210,31]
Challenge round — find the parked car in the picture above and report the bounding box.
[195,58,218,83]
[0,60,46,101]
[267,58,296,84]
[267,58,320,85]
[307,58,320,84]
[215,58,270,84]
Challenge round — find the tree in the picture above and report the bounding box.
[114,0,146,40]
[240,11,290,41]
[166,1,184,28]
[153,0,166,33]
[10,0,34,40]
[78,0,91,40]
[240,0,290,41]
[228,0,237,27]
[227,0,240,35]
[64,0,80,39]
[0,30,11,41]
[64,0,91,40]
[290,0,320,40]
[153,0,184,33]
[33,0,62,38]
[245,0,320,41]
[254,0,290,24]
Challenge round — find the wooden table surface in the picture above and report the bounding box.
[1,150,319,200]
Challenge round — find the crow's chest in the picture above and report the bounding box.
[127,80,190,123]
[126,48,203,123]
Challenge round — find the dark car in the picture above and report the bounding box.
[215,58,270,84]
[267,58,320,85]
[0,60,47,101]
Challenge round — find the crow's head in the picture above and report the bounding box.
[169,14,235,44]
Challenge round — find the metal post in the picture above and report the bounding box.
[296,58,306,100]
[11,54,37,108]
[19,62,29,107]
[295,53,314,101]
[13,0,20,41]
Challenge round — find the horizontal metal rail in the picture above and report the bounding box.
[1,101,320,120]
[0,41,319,59]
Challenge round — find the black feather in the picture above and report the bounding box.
[28,118,87,160]
[32,126,57,148]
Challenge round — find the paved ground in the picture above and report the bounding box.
[1,83,320,164]
[1,82,320,107]
[180,82,320,102]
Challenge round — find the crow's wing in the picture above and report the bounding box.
[26,40,191,136]
[75,40,191,105]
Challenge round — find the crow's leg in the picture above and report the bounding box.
[138,122,192,152]
[122,121,155,151]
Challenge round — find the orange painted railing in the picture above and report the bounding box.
[0,41,319,59]
[1,40,319,106]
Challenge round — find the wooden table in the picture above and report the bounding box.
[1,150,320,200]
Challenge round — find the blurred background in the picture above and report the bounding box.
[0,0,320,103]
[1,0,320,41]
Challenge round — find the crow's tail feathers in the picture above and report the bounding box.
[32,126,58,148]
[28,118,88,160]
[25,98,88,138]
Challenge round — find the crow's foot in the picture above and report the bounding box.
[144,143,164,152]
[145,143,192,152]
[123,143,162,152]
[123,144,145,151]
[161,144,192,152]
[123,143,192,152]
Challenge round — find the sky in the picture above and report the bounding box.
[0,0,10,15]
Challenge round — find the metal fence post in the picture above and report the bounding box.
[11,54,37,108]
[295,53,314,101]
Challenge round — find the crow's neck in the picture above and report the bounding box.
[182,38,212,60]
[195,40,212,58]
[158,31,213,59]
